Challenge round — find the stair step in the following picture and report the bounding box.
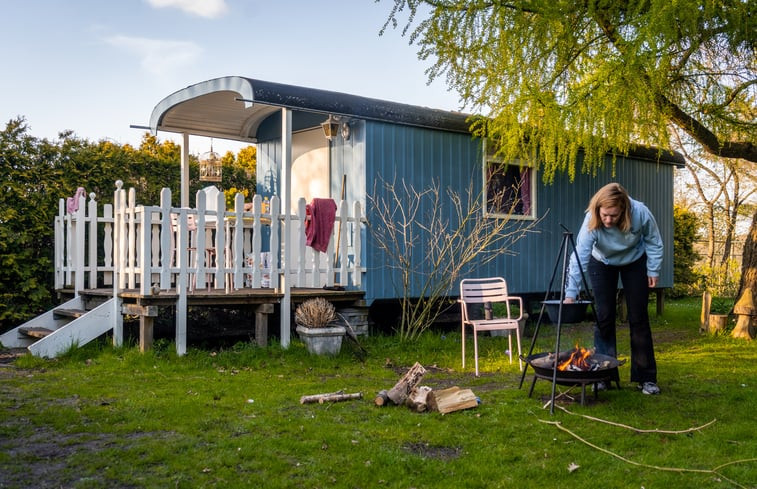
[53,308,88,319]
[18,327,54,339]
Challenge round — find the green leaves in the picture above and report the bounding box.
[383,0,757,169]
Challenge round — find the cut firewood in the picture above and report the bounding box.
[406,385,433,412]
[427,386,478,414]
[387,362,426,405]
[374,389,391,406]
[299,391,363,404]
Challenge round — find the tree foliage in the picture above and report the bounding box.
[670,205,702,298]
[382,0,756,179]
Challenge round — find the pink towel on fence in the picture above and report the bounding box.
[305,198,337,253]
[66,187,86,214]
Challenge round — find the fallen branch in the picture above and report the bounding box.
[539,419,757,489]
[551,404,718,434]
[300,391,363,404]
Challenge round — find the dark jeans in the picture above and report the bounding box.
[588,255,657,383]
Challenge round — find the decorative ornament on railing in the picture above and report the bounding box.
[199,141,222,182]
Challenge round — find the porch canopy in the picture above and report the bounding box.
[148,76,471,143]
[146,76,471,209]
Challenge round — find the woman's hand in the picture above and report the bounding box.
[564,296,575,304]
[648,276,658,288]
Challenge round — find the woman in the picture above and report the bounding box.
[564,183,662,395]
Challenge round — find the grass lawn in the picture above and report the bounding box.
[0,297,755,488]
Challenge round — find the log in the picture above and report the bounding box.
[374,389,391,406]
[708,314,728,334]
[427,386,478,414]
[700,291,712,333]
[387,362,426,405]
[299,391,363,404]
[406,386,433,412]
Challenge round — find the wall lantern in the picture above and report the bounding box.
[199,142,222,182]
[321,115,340,141]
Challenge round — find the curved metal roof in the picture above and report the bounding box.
[149,76,472,142]
[148,75,684,166]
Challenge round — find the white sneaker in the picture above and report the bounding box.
[593,381,607,392]
[640,382,661,395]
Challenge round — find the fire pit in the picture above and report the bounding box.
[524,347,623,405]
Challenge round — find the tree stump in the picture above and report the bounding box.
[708,314,728,334]
[732,288,756,340]
[700,291,712,333]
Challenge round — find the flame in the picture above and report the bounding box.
[557,344,594,371]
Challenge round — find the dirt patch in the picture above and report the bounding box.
[0,348,27,365]
[402,441,462,460]
[0,419,172,489]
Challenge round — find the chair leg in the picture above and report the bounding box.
[507,333,513,364]
[461,322,466,370]
[473,329,480,376]
[515,328,523,371]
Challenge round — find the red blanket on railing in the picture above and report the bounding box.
[305,198,337,253]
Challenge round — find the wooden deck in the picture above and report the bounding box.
[59,287,365,351]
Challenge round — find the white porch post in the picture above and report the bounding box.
[280,108,293,348]
[180,133,189,208]
[112,181,124,347]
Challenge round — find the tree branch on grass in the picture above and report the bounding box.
[539,419,757,489]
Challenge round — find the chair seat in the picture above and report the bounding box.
[466,318,520,331]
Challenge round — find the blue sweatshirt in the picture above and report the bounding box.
[565,198,663,299]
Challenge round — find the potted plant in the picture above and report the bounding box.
[295,298,346,355]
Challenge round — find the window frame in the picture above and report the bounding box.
[482,141,537,220]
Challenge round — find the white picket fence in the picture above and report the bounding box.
[54,181,366,350]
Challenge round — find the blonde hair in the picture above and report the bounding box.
[587,183,632,232]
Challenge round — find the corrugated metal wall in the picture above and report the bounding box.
[364,121,485,300]
[363,120,677,302]
[256,118,677,303]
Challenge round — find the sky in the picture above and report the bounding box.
[1,0,460,155]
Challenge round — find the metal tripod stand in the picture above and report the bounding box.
[518,227,597,414]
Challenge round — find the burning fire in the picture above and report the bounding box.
[557,344,594,371]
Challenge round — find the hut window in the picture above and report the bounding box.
[484,160,535,219]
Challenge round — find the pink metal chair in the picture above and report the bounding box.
[460,277,524,376]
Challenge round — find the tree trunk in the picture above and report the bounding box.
[733,209,757,340]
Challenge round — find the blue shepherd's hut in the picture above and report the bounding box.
[149,76,684,319]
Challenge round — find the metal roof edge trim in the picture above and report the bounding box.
[149,76,255,133]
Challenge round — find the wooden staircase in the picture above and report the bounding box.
[0,293,115,358]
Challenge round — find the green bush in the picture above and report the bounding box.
[670,205,702,298]
[0,118,255,332]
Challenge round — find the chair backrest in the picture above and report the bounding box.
[460,277,510,304]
